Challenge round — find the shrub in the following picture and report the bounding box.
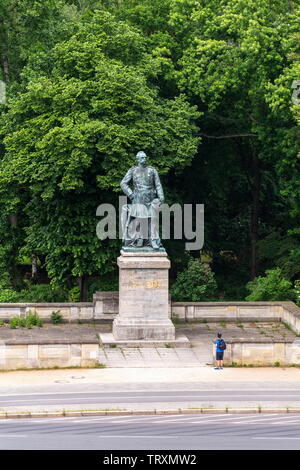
[68,286,80,302]
[0,284,68,303]
[245,268,296,302]
[9,317,20,329]
[0,289,21,303]
[51,310,63,324]
[19,317,27,328]
[9,311,43,329]
[87,276,119,301]
[294,280,300,307]
[170,258,217,301]
[26,312,43,327]
[18,284,68,303]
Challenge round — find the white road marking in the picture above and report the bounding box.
[30,418,83,423]
[71,416,161,423]
[98,420,147,424]
[263,415,300,420]
[150,415,236,423]
[49,413,300,426]
[0,419,22,422]
[265,419,300,425]
[0,393,300,402]
[70,415,155,423]
[0,388,298,396]
[186,414,278,424]
[97,435,179,438]
[233,416,300,424]
[253,437,300,440]
[0,416,133,424]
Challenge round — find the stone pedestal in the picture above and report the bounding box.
[112,250,175,340]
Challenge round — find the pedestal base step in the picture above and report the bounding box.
[99,332,190,348]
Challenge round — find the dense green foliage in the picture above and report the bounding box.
[245,268,296,302]
[171,258,217,301]
[0,284,69,302]
[9,311,43,329]
[0,0,299,301]
[51,310,63,324]
[295,280,300,306]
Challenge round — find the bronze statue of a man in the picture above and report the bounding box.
[121,151,164,250]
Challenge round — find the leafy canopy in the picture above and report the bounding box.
[0,9,199,288]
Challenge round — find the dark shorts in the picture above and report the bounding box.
[216,351,224,361]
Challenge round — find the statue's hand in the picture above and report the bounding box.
[156,198,164,206]
[152,198,161,206]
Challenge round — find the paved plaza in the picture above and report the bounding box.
[0,320,296,367]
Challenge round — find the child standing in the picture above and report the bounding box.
[214,332,226,370]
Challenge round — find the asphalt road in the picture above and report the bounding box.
[1,413,300,450]
[0,389,300,409]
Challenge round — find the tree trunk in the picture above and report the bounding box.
[79,275,88,302]
[31,255,38,283]
[250,148,261,279]
[2,55,9,83]
[9,214,17,226]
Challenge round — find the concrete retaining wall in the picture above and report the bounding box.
[0,340,299,369]
[172,301,300,334]
[0,291,118,322]
[0,295,299,329]
[223,339,300,366]
[0,296,299,368]
[0,343,100,369]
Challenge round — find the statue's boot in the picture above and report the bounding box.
[150,239,160,250]
[136,238,144,247]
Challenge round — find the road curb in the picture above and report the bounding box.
[1,407,300,419]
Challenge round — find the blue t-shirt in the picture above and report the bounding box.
[215,339,223,353]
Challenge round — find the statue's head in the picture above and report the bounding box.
[136,151,147,166]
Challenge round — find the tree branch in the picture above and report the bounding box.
[198,133,258,139]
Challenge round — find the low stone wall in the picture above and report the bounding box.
[172,301,300,334]
[0,340,299,369]
[0,291,119,322]
[0,297,299,334]
[0,343,100,369]
[93,291,119,319]
[0,296,300,368]
[223,339,300,366]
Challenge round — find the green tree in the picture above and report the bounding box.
[174,0,299,279]
[245,268,296,301]
[0,9,199,299]
[171,257,218,301]
[109,0,300,292]
[0,0,75,84]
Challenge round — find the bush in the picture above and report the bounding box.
[87,276,118,301]
[294,280,300,307]
[19,317,27,328]
[170,258,218,301]
[18,284,68,303]
[9,311,43,329]
[0,289,22,303]
[9,317,20,329]
[245,268,296,301]
[26,311,43,327]
[51,310,63,324]
[0,284,69,303]
[68,286,80,302]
